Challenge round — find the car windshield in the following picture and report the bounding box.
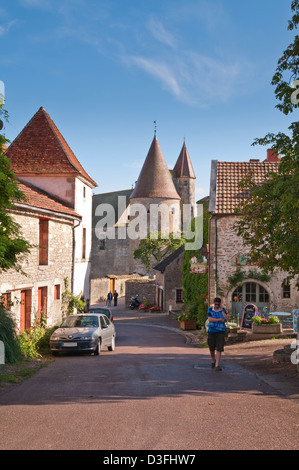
[89,308,110,315]
[61,315,99,328]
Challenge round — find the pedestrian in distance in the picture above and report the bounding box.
[113,290,118,306]
[107,291,112,307]
[207,297,229,371]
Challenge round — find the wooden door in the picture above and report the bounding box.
[38,286,48,315]
[20,290,32,332]
[109,278,115,293]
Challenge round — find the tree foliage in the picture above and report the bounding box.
[133,232,185,271]
[235,1,299,286]
[0,104,31,272]
[272,0,299,115]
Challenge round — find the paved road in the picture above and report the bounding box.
[0,311,298,450]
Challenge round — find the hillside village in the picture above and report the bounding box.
[0,106,298,331]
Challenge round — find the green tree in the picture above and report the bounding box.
[0,104,31,272]
[271,0,299,115]
[133,232,185,271]
[235,0,299,286]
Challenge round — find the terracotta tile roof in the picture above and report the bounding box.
[15,181,82,219]
[173,142,196,179]
[212,160,279,214]
[130,136,180,200]
[5,107,97,187]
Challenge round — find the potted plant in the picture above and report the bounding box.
[251,315,282,334]
[178,313,197,330]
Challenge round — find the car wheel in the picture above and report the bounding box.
[94,339,101,355]
[108,336,115,351]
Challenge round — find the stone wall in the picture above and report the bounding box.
[0,208,74,329]
[125,279,156,307]
[155,250,184,312]
[208,214,299,313]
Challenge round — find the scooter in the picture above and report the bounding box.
[129,295,141,310]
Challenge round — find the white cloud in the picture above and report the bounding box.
[147,18,176,48]
[123,50,247,108]
[0,20,16,36]
[120,14,250,108]
[123,56,181,97]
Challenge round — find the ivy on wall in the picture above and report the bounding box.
[227,267,271,290]
[182,198,209,327]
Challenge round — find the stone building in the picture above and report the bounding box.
[153,246,184,312]
[0,181,82,330]
[90,134,196,305]
[5,107,97,299]
[208,150,299,320]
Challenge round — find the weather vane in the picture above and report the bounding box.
[153,120,157,137]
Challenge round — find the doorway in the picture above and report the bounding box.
[38,286,48,316]
[109,278,115,294]
[20,290,32,332]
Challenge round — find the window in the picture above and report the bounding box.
[283,284,291,299]
[83,186,86,198]
[176,289,183,303]
[54,284,60,300]
[232,285,243,302]
[82,227,86,259]
[39,218,49,265]
[245,282,256,302]
[259,285,269,303]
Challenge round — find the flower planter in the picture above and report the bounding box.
[252,323,282,334]
[180,319,197,330]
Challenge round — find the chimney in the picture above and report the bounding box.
[266,149,280,162]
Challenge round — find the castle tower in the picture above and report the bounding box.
[173,140,196,218]
[129,135,181,235]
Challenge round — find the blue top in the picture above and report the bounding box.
[207,306,227,333]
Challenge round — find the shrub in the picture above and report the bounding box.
[148,305,160,312]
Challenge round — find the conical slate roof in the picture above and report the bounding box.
[173,141,196,179]
[130,136,180,200]
[5,107,97,187]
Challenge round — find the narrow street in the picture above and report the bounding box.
[0,300,298,451]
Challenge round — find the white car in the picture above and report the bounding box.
[50,313,116,356]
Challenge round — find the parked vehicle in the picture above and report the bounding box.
[50,314,116,356]
[129,295,141,310]
[88,307,114,322]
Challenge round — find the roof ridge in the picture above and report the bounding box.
[6,107,97,187]
[40,108,97,187]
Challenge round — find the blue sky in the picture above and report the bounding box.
[0,0,295,198]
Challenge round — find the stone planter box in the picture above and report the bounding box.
[252,323,282,334]
[180,319,197,330]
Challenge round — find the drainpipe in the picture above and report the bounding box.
[72,219,81,293]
